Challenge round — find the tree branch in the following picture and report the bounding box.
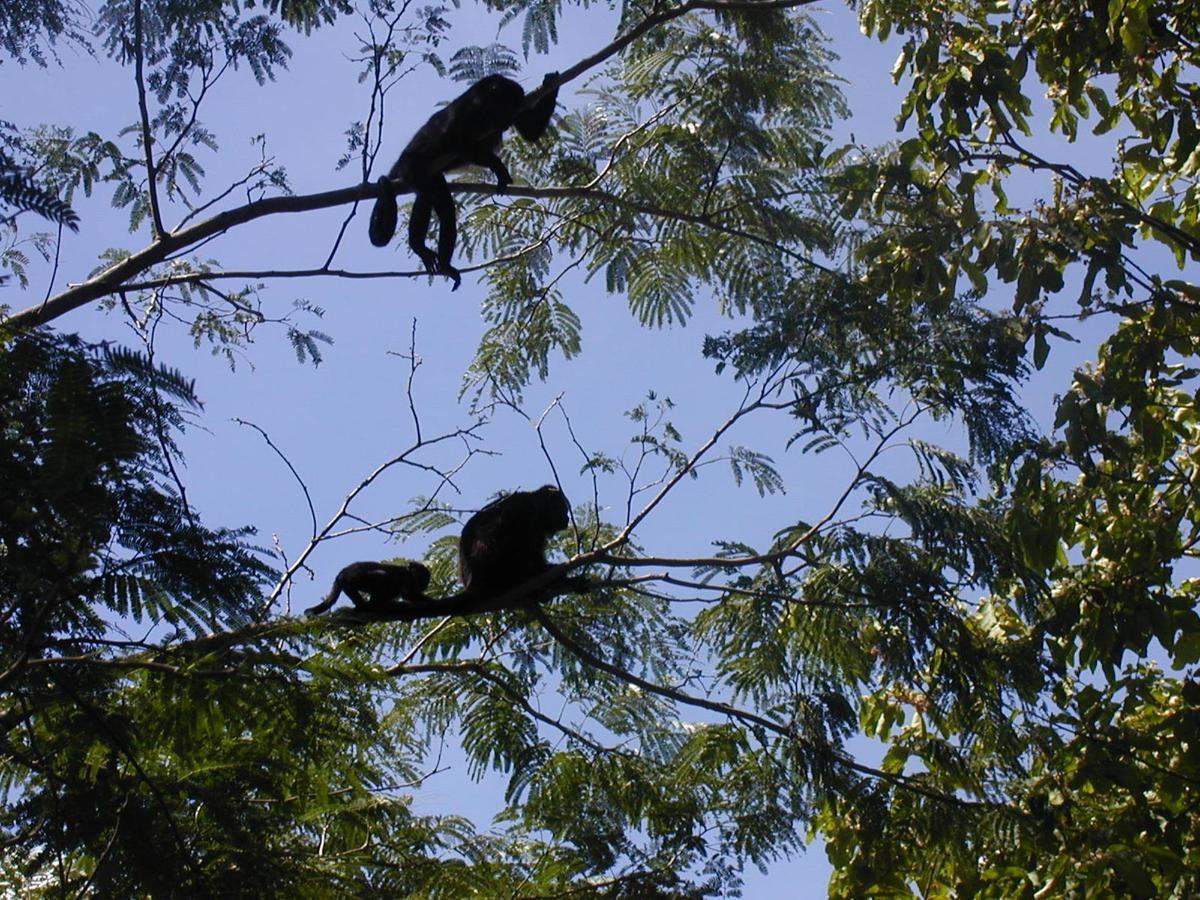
[529,605,992,810]
[132,0,165,239]
[4,182,376,330]
[4,174,828,332]
[522,0,821,112]
[267,423,484,607]
[313,563,588,624]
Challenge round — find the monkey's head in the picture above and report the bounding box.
[531,484,570,533]
[405,561,433,594]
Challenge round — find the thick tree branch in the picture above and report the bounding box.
[316,562,588,624]
[4,175,826,331]
[3,182,376,331]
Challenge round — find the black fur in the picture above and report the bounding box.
[458,484,577,598]
[307,561,431,616]
[369,73,559,289]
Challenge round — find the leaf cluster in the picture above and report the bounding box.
[809,0,1200,892]
[460,8,847,397]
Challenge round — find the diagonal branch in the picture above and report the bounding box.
[529,605,992,810]
[387,660,612,753]
[522,0,820,111]
[4,182,376,331]
[267,424,483,607]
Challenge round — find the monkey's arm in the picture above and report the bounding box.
[513,73,560,141]
[460,147,512,191]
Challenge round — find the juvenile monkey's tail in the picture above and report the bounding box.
[368,177,398,247]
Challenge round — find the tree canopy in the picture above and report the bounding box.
[1,0,1197,896]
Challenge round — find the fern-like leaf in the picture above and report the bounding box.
[0,155,80,231]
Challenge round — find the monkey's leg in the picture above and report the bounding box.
[407,187,439,275]
[344,588,371,610]
[425,175,462,290]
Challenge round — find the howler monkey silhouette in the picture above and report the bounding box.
[306,561,431,616]
[369,73,559,290]
[458,484,585,599]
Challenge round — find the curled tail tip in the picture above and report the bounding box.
[368,195,399,247]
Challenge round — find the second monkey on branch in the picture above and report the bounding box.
[369,73,559,290]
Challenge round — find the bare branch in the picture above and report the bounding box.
[267,424,483,607]
[234,418,318,539]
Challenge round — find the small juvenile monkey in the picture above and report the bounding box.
[306,560,431,616]
[458,484,585,599]
[369,73,559,289]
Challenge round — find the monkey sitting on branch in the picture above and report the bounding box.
[369,73,559,290]
[457,483,589,602]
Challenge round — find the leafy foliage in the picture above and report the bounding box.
[0,122,81,274]
[803,0,1200,894]
[462,9,849,397]
[0,0,90,66]
[0,151,80,232]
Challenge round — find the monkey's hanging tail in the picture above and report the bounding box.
[368,177,398,247]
